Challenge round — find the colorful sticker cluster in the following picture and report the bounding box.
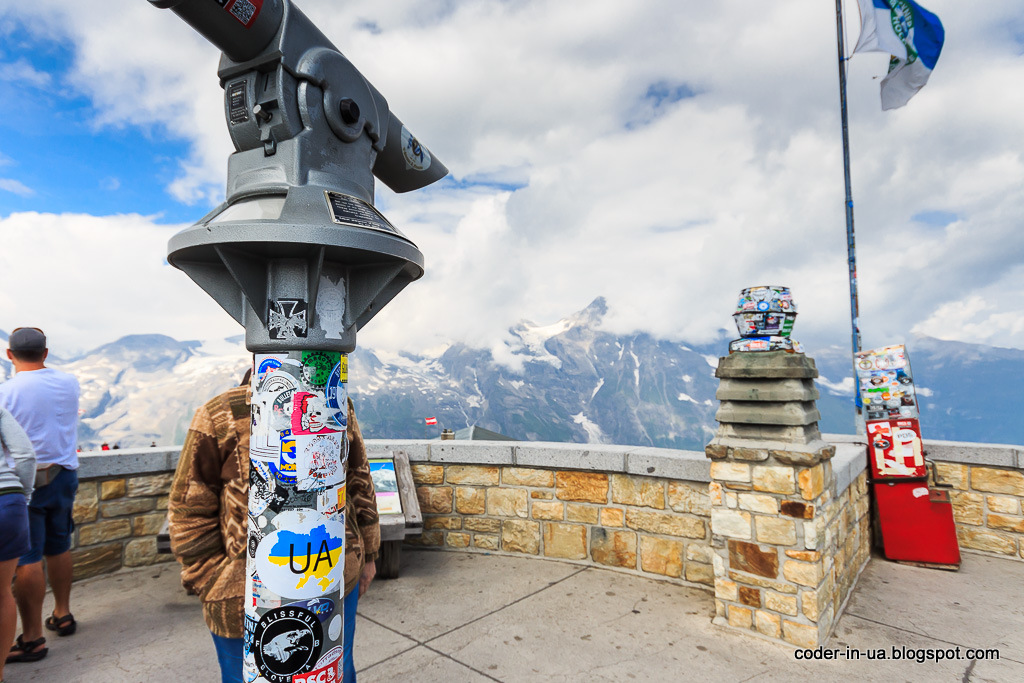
[856,344,928,480]
[730,286,801,353]
[245,351,349,683]
[734,286,797,315]
[854,344,918,421]
[866,418,926,479]
[728,336,804,354]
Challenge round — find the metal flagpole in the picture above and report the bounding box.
[835,0,864,426]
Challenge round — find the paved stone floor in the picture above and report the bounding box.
[9,549,1024,682]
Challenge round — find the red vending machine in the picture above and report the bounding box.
[856,345,960,568]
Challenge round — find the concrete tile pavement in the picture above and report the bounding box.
[9,550,1024,682]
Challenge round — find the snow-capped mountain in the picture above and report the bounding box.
[1,334,250,449]
[351,298,721,448]
[1,298,1021,448]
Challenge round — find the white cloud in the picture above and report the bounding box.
[0,178,33,197]
[0,0,1022,358]
[0,58,51,87]
[0,212,241,354]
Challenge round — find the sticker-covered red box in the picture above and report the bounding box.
[867,418,926,479]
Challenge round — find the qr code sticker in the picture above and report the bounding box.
[229,0,256,25]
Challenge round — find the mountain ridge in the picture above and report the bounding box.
[0,304,1021,448]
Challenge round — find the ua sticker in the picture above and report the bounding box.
[252,605,324,682]
[254,510,344,599]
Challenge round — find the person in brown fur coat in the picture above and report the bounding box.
[169,372,378,683]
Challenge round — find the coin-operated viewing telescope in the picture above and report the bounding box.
[153,0,447,354]
[150,2,447,681]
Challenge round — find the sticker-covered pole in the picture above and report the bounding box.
[151,2,447,677]
[246,351,349,682]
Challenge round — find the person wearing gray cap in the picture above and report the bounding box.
[0,328,80,664]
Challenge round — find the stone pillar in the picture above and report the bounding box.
[705,352,838,648]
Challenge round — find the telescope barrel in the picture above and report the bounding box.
[149,0,284,64]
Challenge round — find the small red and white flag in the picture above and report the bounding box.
[424,417,438,426]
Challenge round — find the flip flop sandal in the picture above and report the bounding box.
[45,612,77,636]
[6,635,47,663]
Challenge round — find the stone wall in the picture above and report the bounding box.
[65,437,1023,590]
[829,435,1024,562]
[406,464,714,587]
[364,440,717,587]
[707,442,871,647]
[935,462,1024,560]
[70,448,182,580]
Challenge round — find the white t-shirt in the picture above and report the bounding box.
[0,367,80,470]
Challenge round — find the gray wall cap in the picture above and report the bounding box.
[431,441,515,465]
[625,447,710,482]
[72,435,1023,481]
[514,442,626,472]
[823,433,1022,469]
[77,447,182,479]
[364,440,430,462]
[922,439,1020,469]
[831,442,868,497]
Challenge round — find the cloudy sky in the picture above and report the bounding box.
[0,0,1021,361]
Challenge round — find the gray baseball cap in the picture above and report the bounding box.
[8,327,46,352]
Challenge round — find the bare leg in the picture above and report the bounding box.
[12,562,45,644]
[45,551,73,619]
[0,558,19,680]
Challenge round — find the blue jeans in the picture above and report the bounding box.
[216,583,360,683]
[211,632,244,683]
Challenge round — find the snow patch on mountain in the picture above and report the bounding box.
[573,412,605,443]
[3,302,1021,449]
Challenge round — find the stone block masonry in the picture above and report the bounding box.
[707,352,871,648]
[66,428,1023,664]
[934,461,1024,560]
[71,466,179,579]
[405,465,714,589]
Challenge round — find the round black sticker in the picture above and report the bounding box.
[253,606,324,682]
[248,532,261,558]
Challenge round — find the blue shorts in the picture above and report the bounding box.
[21,467,78,565]
[0,492,31,562]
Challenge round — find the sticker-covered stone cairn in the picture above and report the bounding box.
[730,285,802,354]
[245,352,349,683]
[706,295,869,648]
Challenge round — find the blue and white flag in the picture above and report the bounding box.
[853,0,945,110]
